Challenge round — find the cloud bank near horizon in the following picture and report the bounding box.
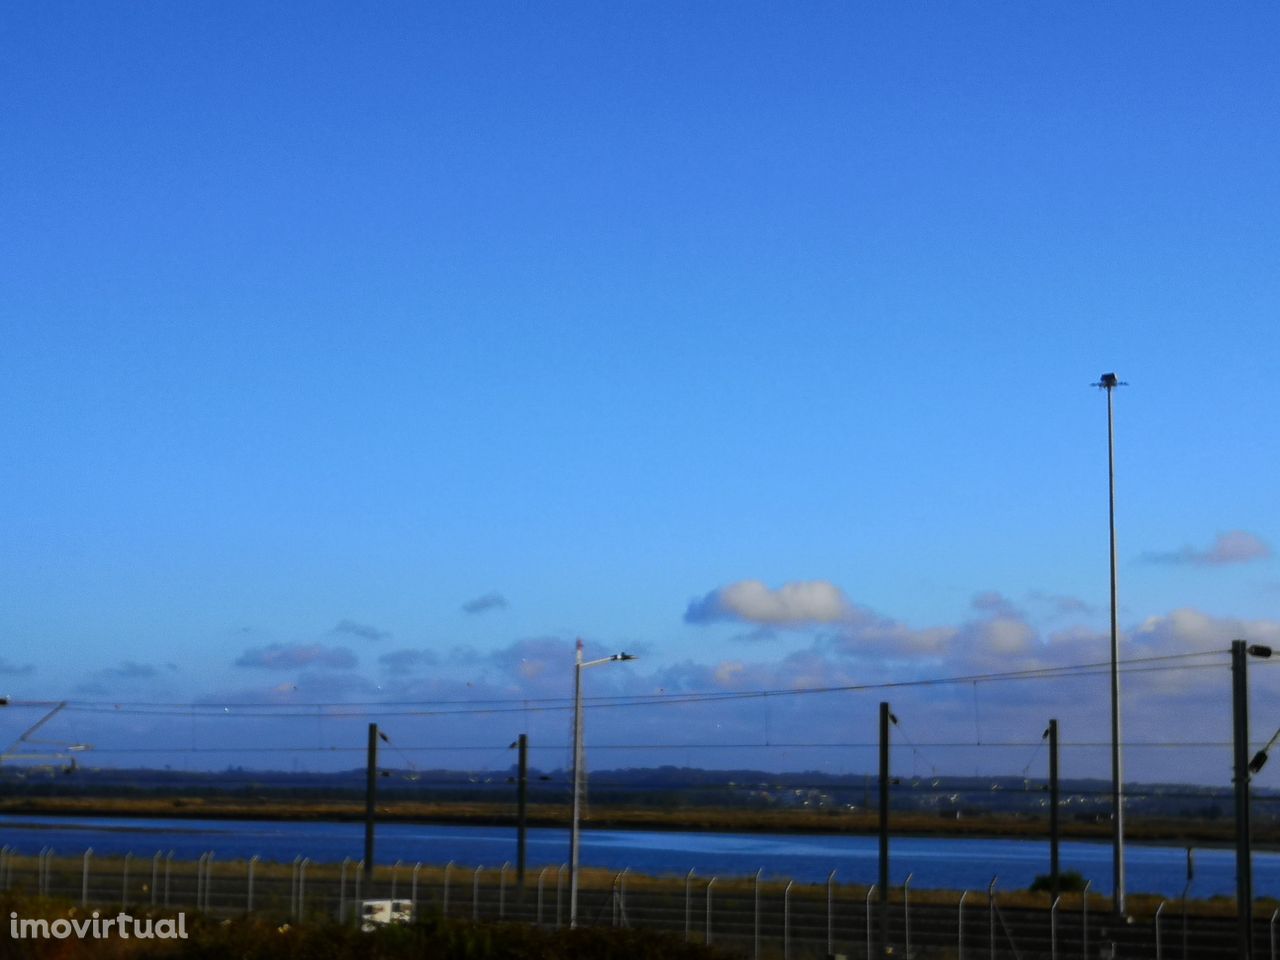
[28,596,1277,786]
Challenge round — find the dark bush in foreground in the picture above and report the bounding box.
[1028,870,1088,893]
[1,895,727,960]
[185,918,729,960]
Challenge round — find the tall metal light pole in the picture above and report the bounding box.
[569,638,636,928]
[1095,371,1127,914]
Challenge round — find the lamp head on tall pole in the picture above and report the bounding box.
[1093,372,1127,391]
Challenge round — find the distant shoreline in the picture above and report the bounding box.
[0,796,1269,850]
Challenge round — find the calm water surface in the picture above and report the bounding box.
[0,815,1271,899]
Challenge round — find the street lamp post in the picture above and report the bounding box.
[569,638,636,928]
[1095,371,1127,914]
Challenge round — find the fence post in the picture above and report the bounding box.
[298,858,308,919]
[705,876,716,945]
[988,877,997,960]
[1155,900,1165,960]
[784,879,794,960]
[122,852,131,908]
[248,855,259,915]
[1051,894,1060,960]
[81,848,92,908]
[537,867,548,926]
[473,864,483,920]
[204,852,214,912]
[338,857,350,921]
[196,853,205,912]
[289,855,300,920]
[827,869,836,958]
[620,868,628,928]
[866,884,877,960]
[904,871,913,958]
[411,862,421,913]
[685,868,695,942]
[1271,908,1277,960]
[612,871,622,927]
[37,846,47,896]
[1082,879,1090,960]
[959,890,969,960]
[500,862,510,919]
[164,851,173,908]
[443,860,453,917]
[556,863,565,929]
[151,851,161,907]
[754,867,762,960]
[353,860,364,925]
[390,860,401,901]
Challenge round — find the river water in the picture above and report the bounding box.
[0,815,1272,899]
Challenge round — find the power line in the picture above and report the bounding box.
[26,651,1229,720]
[54,738,1251,755]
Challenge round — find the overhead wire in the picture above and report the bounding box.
[48,738,1258,755]
[22,650,1230,720]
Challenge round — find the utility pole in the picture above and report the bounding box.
[879,701,891,959]
[1095,371,1127,914]
[516,733,528,887]
[364,722,377,883]
[1232,640,1254,959]
[1048,719,1060,900]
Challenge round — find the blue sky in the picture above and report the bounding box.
[2,3,1279,781]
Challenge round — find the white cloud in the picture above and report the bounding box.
[462,592,508,615]
[972,616,1036,656]
[1131,607,1280,654]
[713,661,746,686]
[685,580,853,626]
[827,611,954,657]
